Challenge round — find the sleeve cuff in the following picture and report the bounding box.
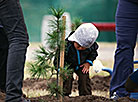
[86,60,93,66]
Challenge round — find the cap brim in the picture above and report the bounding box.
[68,32,78,43]
[68,32,84,47]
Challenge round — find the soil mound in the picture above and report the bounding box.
[1,75,138,102]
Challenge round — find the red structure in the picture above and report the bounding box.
[92,22,115,31]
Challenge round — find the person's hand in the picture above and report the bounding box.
[80,63,90,74]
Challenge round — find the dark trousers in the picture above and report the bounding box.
[0,0,29,102]
[64,67,92,96]
[0,48,8,92]
[0,28,8,92]
[110,0,138,97]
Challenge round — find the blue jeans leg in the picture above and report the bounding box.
[110,0,138,97]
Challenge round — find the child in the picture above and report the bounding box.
[55,23,99,96]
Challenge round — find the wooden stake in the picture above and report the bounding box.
[59,16,66,102]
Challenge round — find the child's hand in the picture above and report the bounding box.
[80,63,90,74]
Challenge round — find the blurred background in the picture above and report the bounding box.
[20,0,118,42]
[20,0,138,69]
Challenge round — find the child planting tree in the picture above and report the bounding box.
[54,23,99,96]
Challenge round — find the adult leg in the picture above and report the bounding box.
[0,27,8,92]
[0,48,7,92]
[110,0,138,97]
[75,67,91,96]
[0,0,29,101]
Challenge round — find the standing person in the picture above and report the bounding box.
[0,0,29,102]
[110,0,138,100]
[0,22,8,94]
[54,23,99,96]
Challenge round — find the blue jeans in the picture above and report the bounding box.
[110,0,138,97]
[0,0,29,102]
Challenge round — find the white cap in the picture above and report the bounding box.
[68,23,99,48]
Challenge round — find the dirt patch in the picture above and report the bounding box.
[0,75,138,102]
[23,75,111,94]
[23,75,138,102]
[0,93,137,102]
[23,78,48,90]
[28,95,112,102]
[91,75,111,91]
[28,95,138,102]
[72,75,111,92]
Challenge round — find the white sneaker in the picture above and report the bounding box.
[110,92,120,100]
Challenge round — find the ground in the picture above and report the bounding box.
[23,75,138,102]
[24,75,113,102]
[1,75,137,102]
[0,43,138,102]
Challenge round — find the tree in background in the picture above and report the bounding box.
[72,17,83,31]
